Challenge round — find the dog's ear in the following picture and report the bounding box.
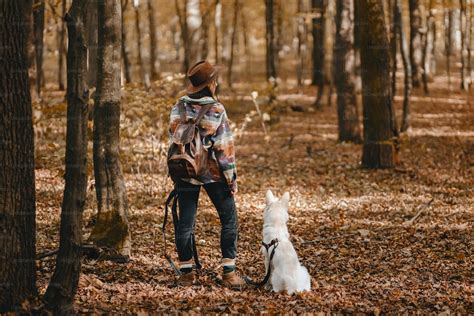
[266,190,275,204]
[281,192,290,208]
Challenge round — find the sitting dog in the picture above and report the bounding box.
[261,190,311,294]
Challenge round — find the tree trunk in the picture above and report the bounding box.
[90,0,131,259]
[445,6,452,91]
[460,0,468,90]
[312,0,325,108]
[121,0,132,84]
[275,0,283,74]
[25,1,38,102]
[0,1,37,312]
[334,0,361,143]
[468,2,472,88]
[186,0,202,62]
[33,0,45,95]
[357,0,398,168]
[353,0,362,93]
[176,0,190,72]
[200,0,212,60]
[148,0,160,80]
[396,0,412,132]
[43,1,89,313]
[408,0,422,87]
[325,1,335,101]
[240,4,250,79]
[422,0,436,94]
[265,0,277,80]
[353,0,360,49]
[227,0,239,89]
[214,0,221,64]
[58,0,67,90]
[86,0,98,89]
[390,0,397,99]
[296,0,305,87]
[133,1,149,88]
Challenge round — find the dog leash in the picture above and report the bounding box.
[162,189,202,276]
[244,238,279,287]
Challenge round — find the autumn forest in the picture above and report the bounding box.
[0,0,472,314]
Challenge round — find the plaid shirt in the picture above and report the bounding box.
[169,96,237,190]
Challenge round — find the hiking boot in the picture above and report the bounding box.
[176,270,196,286]
[222,271,247,290]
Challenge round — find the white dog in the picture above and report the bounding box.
[261,190,311,294]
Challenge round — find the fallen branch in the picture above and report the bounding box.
[235,111,257,140]
[36,244,97,260]
[405,198,434,225]
[250,91,269,142]
[36,244,127,262]
[36,249,59,260]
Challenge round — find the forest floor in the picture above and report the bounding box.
[34,76,472,314]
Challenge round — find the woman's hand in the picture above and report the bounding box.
[229,181,238,196]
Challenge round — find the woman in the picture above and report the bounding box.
[168,61,245,289]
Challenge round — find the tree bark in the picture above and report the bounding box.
[390,0,397,99]
[186,0,202,62]
[240,4,250,78]
[275,0,283,73]
[227,0,239,89]
[312,0,325,108]
[25,1,38,102]
[395,0,412,132]
[121,0,132,84]
[43,1,89,313]
[265,0,277,80]
[90,0,131,259]
[353,0,362,93]
[33,0,45,95]
[214,0,221,64]
[325,0,335,104]
[468,2,472,88]
[200,0,212,60]
[357,0,398,168]
[176,0,190,72]
[460,0,468,90]
[353,0,360,49]
[133,0,149,88]
[445,6,452,90]
[334,0,361,143]
[408,0,422,87]
[296,0,306,87]
[0,1,37,312]
[58,0,67,90]
[422,0,436,94]
[86,0,98,89]
[148,0,160,80]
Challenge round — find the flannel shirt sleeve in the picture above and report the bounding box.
[211,110,237,189]
[168,112,174,146]
[168,104,179,145]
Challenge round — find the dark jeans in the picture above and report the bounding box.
[175,180,238,262]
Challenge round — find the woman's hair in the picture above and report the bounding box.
[188,86,213,99]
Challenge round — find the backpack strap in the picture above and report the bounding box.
[163,188,202,275]
[194,104,213,125]
[177,101,187,123]
[162,189,181,275]
[177,101,213,125]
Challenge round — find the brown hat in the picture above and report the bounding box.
[186,61,219,94]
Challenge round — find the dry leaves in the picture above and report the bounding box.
[35,77,472,313]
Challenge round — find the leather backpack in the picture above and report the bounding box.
[167,101,212,182]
